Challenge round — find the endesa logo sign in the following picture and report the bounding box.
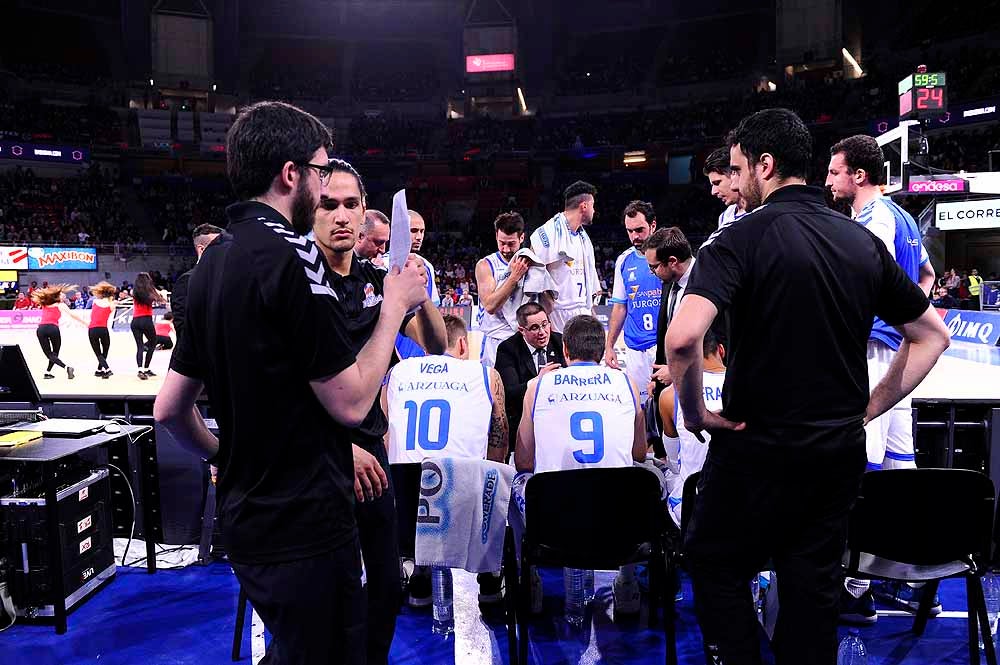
[908,177,969,194]
[465,53,516,73]
[26,247,98,271]
[0,246,28,269]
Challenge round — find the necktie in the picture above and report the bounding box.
[536,348,547,373]
[666,281,682,327]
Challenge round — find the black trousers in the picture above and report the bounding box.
[88,327,111,370]
[156,335,173,349]
[231,540,367,665]
[684,430,867,665]
[130,315,156,368]
[36,324,65,371]
[355,441,400,665]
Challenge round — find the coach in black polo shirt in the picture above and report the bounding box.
[154,101,428,665]
[666,108,951,665]
[312,158,446,665]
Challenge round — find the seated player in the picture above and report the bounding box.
[383,314,508,605]
[514,314,647,615]
[657,331,726,527]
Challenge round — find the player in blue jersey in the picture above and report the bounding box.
[827,134,939,624]
[604,201,662,404]
[701,147,748,248]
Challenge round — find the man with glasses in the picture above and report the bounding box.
[154,101,429,665]
[494,302,566,453]
[356,209,390,267]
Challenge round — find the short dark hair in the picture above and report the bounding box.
[563,315,605,363]
[516,301,546,328]
[702,147,732,176]
[191,224,224,241]
[442,314,467,347]
[564,180,597,210]
[328,157,367,200]
[830,135,885,186]
[703,330,719,358]
[164,312,174,321]
[728,108,813,180]
[226,101,333,200]
[494,212,525,235]
[642,227,692,264]
[623,200,656,224]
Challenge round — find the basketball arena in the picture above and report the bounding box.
[2,1,1000,665]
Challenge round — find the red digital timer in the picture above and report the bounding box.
[899,72,947,119]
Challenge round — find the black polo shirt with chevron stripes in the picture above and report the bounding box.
[170,201,359,564]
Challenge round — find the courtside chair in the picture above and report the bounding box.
[516,466,672,665]
[843,468,998,665]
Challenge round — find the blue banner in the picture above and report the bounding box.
[941,309,1000,346]
[26,246,98,271]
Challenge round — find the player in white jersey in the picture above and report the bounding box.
[476,212,530,367]
[385,314,507,464]
[701,146,748,248]
[827,134,939,624]
[515,314,647,614]
[408,209,440,306]
[657,332,726,528]
[529,181,599,333]
[604,201,661,405]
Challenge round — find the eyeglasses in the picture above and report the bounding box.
[523,320,550,333]
[297,161,334,186]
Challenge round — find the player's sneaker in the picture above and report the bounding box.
[838,588,878,625]
[613,574,641,617]
[477,572,503,605]
[66,366,75,380]
[874,580,942,615]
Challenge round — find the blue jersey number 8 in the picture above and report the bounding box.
[570,411,605,464]
[404,399,451,451]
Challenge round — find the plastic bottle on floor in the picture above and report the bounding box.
[564,568,586,627]
[837,628,869,665]
[583,569,595,602]
[431,567,454,636]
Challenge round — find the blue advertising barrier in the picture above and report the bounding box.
[940,309,1000,346]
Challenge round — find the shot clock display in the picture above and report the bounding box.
[899,72,947,119]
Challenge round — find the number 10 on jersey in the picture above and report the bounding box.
[404,399,451,451]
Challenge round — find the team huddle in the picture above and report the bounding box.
[154,102,947,665]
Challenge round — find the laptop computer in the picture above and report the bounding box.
[0,419,110,438]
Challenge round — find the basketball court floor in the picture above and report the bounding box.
[2,327,999,663]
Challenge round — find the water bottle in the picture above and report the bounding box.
[431,567,454,636]
[583,569,595,603]
[981,573,1000,650]
[564,567,586,627]
[837,629,869,665]
[750,574,761,618]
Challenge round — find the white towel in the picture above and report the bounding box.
[415,457,514,574]
[494,248,560,329]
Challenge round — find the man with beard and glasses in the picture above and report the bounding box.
[667,107,950,665]
[603,200,661,405]
[311,157,446,663]
[476,212,531,367]
[154,101,429,665]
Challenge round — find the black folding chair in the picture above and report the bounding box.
[390,462,519,665]
[516,467,671,665]
[844,468,998,665]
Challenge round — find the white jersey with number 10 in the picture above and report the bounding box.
[387,355,493,464]
[531,363,636,474]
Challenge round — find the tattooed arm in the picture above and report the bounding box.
[486,367,509,463]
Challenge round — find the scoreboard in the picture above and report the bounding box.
[899,71,947,119]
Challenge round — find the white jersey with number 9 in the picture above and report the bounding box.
[531,363,637,474]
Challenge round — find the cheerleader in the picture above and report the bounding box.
[131,273,165,380]
[88,281,117,378]
[30,284,86,379]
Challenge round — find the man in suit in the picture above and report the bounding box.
[494,302,566,453]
